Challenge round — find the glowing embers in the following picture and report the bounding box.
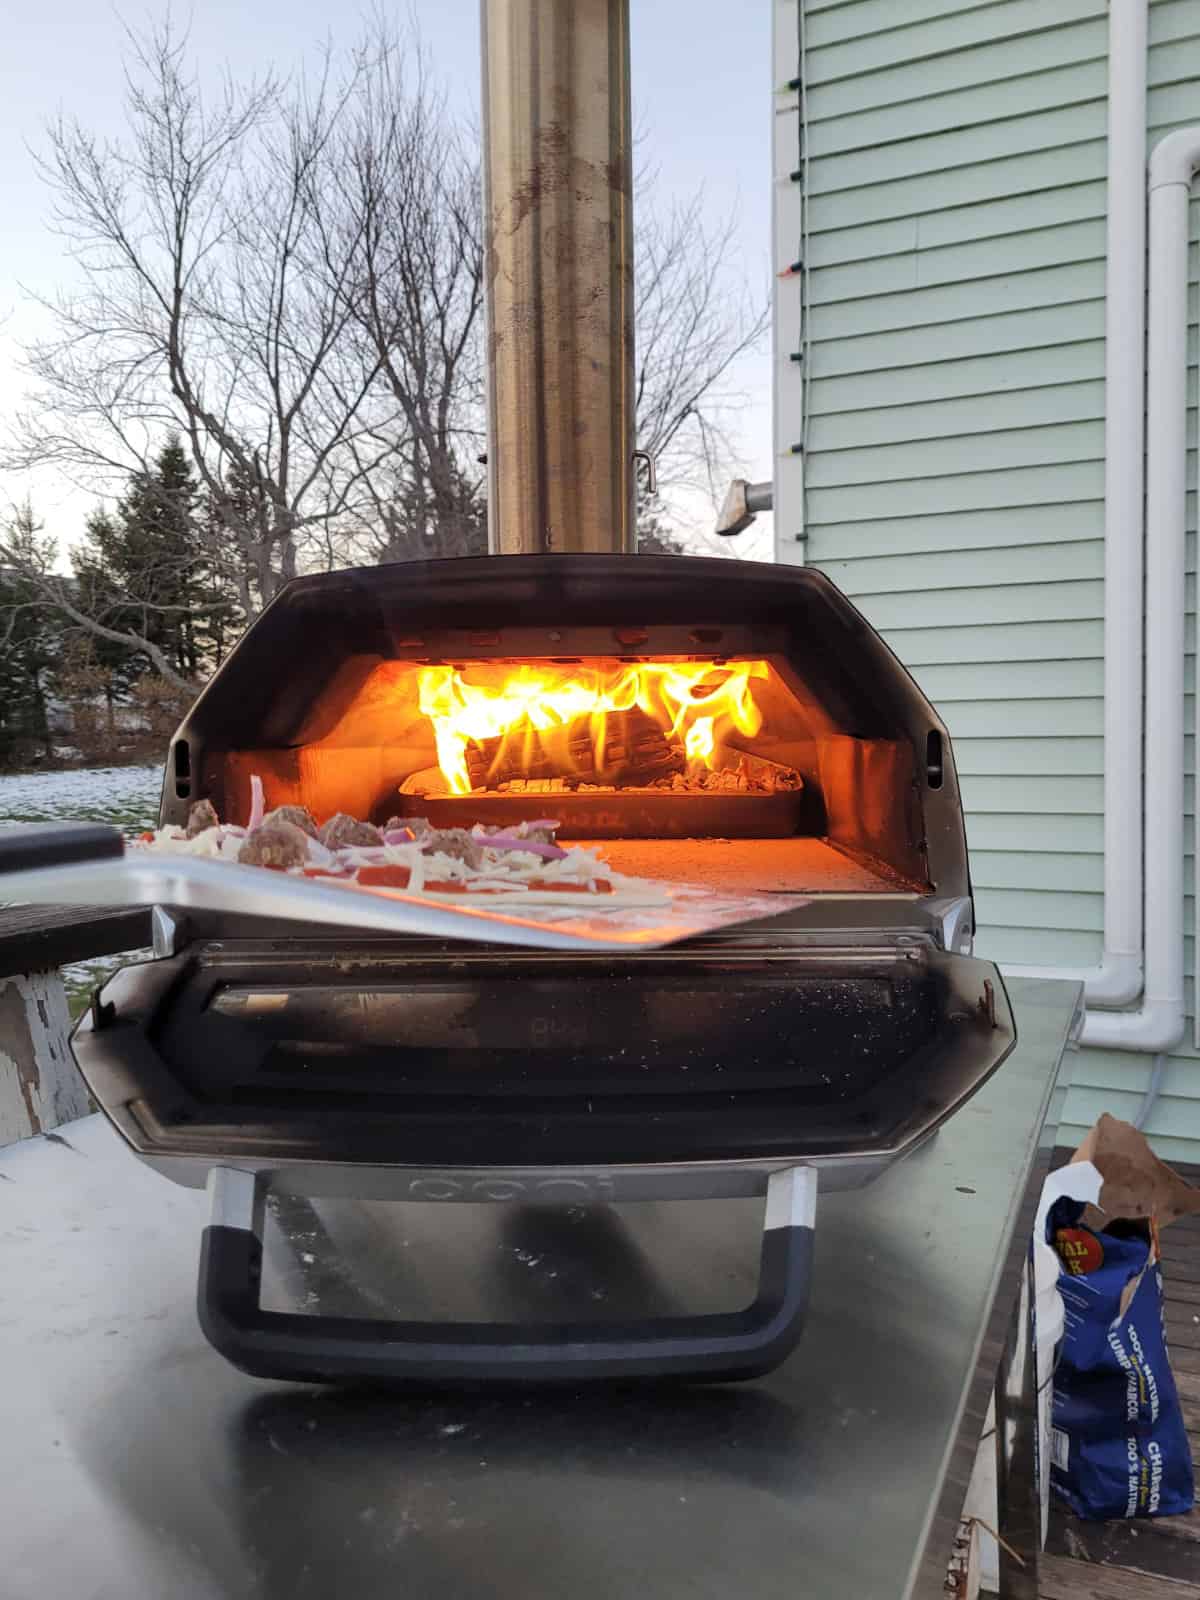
[415,660,776,797]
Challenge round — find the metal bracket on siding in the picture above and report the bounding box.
[929,896,974,956]
[151,906,181,959]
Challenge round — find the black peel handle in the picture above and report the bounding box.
[0,822,126,875]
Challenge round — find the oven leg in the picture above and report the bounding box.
[994,1247,1040,1598]
[207,1165,266,1235]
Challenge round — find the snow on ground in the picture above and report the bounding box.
[0,765,163,1012]
[0,764,163,829]
[55,949,156,1014]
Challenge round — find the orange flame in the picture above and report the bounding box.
[417,661,768,795]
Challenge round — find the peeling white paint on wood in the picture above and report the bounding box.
[0,971,89,1146]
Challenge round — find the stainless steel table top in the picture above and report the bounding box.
[0,976,1079,1600]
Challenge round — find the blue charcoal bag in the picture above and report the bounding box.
[1047,1195,1194,1520]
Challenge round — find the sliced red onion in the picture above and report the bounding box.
[383,828,415,845]
[476,819,562,840]
[248,774,265,832]
[480,833,567,860]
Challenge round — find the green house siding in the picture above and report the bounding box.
[776,0,1200,1161]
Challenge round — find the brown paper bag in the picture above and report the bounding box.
[1070,1112,1200,1233]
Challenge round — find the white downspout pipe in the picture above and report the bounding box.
[1080,126,1196,1052]
[1004,0,1145,1007]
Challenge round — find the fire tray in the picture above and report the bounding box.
[384,789,811,840]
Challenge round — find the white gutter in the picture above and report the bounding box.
[1003,0,1146,1008]
[1080,126,1197,1052]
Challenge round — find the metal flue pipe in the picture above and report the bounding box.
[481,0,636,555]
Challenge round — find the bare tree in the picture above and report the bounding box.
[634,191,770,516]
[8,22,400,615]
[335,36,488,563]
[4,19,770,691]
[330,31,768,561]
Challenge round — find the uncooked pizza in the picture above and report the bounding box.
[135,776,666,906]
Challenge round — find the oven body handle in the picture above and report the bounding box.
[197,1166,817,1385]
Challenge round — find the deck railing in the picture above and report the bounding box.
[0,905,153,1143]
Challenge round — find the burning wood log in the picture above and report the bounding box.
[598,707,686,784]
[465,708,685,791]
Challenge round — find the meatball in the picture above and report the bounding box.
[185,798,220,838]
[262,804,320,838]
[319,813,383,850]
[418,827,484,869]
[238,818,314,870]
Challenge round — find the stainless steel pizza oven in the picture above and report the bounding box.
[68,551,1014,1383]
[78,549,1009,1186]
[64,0,1013,1386]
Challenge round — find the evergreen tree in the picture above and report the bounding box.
[70,509,147,700]
[71,435,235,683]
[374,445,487,564]
[201,458,263,654]
[0,509,59,767]
[110,437,200,676]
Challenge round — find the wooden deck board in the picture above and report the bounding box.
[1040,1552,1200,1597]
[0,903,153,979]
[1040,1155,1200,1596]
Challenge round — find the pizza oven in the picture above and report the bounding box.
[64,550,1014,1383]
[60,0,1013,1386]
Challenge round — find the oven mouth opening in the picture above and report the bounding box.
[223,652,821,841]
[163,556,958,897]
[202,646,933,891]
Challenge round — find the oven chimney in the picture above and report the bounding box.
[481,0,636,555]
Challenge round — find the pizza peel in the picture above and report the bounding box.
[0,822,808,953]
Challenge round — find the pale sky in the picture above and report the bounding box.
[0,1,774,555]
